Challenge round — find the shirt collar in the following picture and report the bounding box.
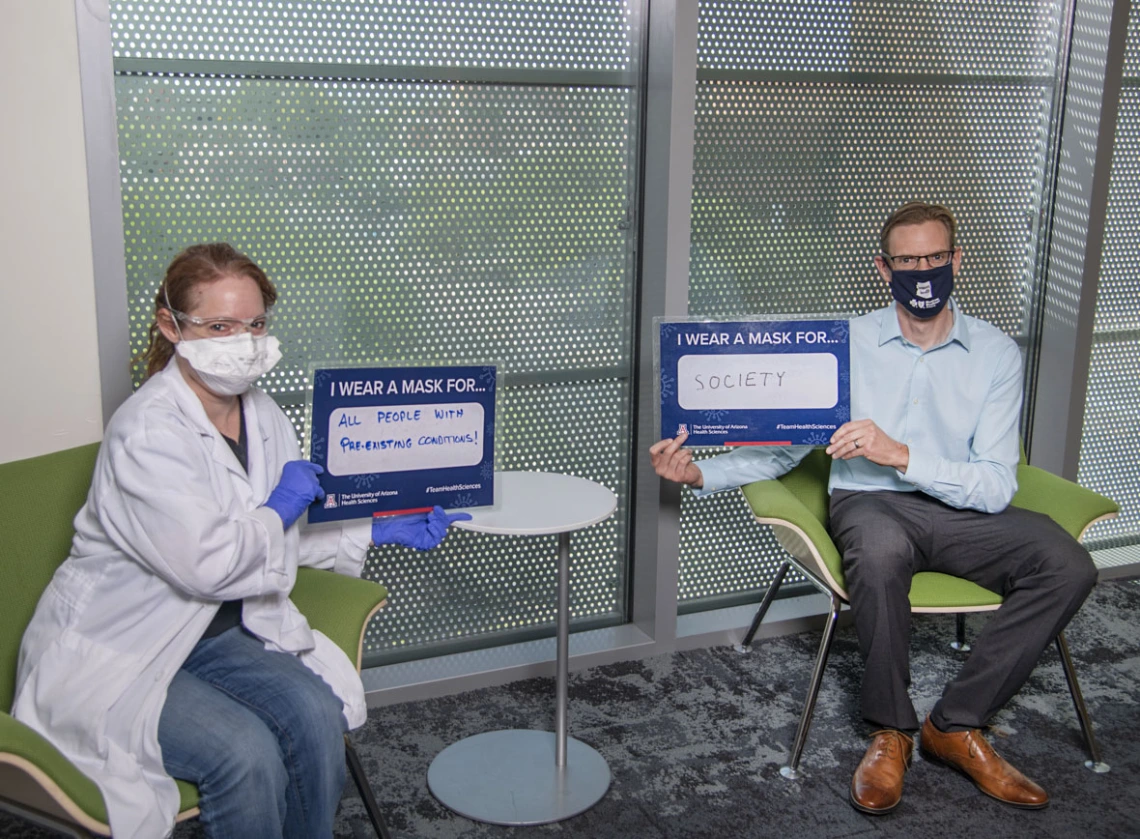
[879,300,971,351]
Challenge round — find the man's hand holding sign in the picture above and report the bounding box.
[648,431,703,488]
[825,418,910,471]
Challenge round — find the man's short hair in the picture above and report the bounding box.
[880,201,958,252]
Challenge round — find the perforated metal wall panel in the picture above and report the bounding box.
[1078,7,1140,548]
[1080,340,1140,546]
[698,1,1062,75]
[1129,6,1140,75]
[112,0,633,69]
[114,77,636,383]
[1091,23,1140,333]
[109,1,642,665]
[682,0,1067,606]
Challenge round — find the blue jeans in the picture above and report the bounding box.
[158,627,348,839]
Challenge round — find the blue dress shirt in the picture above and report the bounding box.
[695,301,1023,513]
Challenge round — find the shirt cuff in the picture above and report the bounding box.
[690,461,728,497]
[900,448,937,491]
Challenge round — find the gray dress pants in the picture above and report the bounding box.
[828,488,1097,732]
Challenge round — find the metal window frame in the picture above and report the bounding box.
[75,0,133,422]
[1027,0,1132,477]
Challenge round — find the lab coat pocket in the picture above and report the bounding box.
[22,631,146,764]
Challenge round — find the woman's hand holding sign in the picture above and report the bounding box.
[649,431,705,488]
[826,419,909,472]
[264,461,326,529]
[372,505,473,550]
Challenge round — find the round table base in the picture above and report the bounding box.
[427,729,611,825]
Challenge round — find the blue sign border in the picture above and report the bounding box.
[658,319,850,447]
[307,364,496,523]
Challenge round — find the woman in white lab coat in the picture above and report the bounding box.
[12,243,466,839]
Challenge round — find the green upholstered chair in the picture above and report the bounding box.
[1,444,393,838]
[734,447,1119,779]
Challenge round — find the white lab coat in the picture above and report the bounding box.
[11,359,374,839]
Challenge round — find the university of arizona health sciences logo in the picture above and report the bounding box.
[910,281,941,310]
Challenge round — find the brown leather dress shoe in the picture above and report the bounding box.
[920,715,1049,809]
[850,729,913,815]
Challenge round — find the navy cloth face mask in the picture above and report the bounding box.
[889,262,954,319]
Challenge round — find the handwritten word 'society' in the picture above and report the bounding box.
[693,371,785,390]
[677,353,839,412]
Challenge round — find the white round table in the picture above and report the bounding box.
[426,471,617,826]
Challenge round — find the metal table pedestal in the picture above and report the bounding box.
[427,472,616,825]
[428,729,610,825]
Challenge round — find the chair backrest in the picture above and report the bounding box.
[774,442,1032,530]
[777,448,832,528]
[0,444,100,711]
[738,447,847,596]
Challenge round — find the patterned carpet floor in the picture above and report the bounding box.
[4,579,1139,838]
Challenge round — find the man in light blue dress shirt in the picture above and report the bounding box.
[651,202,1096,815]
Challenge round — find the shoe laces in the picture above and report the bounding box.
[965,729,995,761]
[869,729,912,758]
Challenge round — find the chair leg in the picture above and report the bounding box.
[781,591,843,780]
[735,560,791,652]
[345,735,394,838]
[1055,631,1110,773]
[950,613,970,652]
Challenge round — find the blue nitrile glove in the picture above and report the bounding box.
[372,505,472,550]
[264,461,326,529]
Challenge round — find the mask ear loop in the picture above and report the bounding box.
[162,283,185,342]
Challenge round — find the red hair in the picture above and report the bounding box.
[141,243,277,379]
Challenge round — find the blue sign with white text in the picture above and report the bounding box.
[307,364,496,523]
[658,319,850,447]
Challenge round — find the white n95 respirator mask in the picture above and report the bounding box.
[175,333,282,396]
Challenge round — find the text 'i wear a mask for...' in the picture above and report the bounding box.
[889,262,954,319]
[176,332,282,396]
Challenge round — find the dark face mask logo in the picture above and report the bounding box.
[889,262,954,319]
